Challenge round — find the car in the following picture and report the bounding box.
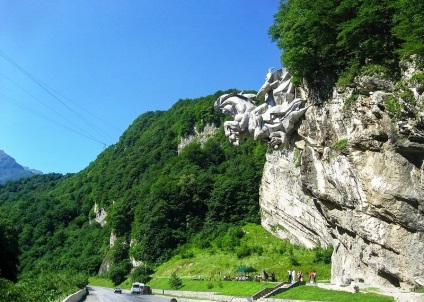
[141,285,152,295]
[131,282,143,294]
[114,288,122,294]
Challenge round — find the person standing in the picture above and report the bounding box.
[287,269,292,283]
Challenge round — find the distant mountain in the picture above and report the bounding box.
[0,150,42,184]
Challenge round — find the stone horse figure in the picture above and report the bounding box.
[214,92,256,146]
[252,68,308,147]
[257,68,295,105]
[215,68,307,148]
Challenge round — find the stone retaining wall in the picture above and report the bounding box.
[153,289,235,302]
[61,288,87,302]
[153,289,323,302]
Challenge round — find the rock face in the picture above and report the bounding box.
[259,63,424,290]
[178,124,218,153]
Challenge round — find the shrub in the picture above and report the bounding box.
[236,244,253,259]
[169,272,183,289]
[383,95,403,119]
[399,89,416,105]
[337,62,360,88]
[360,64,391,79]
[130,265,154,284]
[411,71,424,86]
[313,247,333,264]
[331,139,348,151]
[293,148,302,168]
[109,260,131,286]
[290,255,300,267]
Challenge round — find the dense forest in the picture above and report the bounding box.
[0,90,268,292]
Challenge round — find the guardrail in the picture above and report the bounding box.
[61,288,87,302]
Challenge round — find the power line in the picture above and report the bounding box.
[0,93,108,146]
[0,71,113,145]
[0,49,123,146]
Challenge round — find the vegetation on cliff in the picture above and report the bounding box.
[269,0,424,96]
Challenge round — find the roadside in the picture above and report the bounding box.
[316,282,424,302]
[79,286,101,302]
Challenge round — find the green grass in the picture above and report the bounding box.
[273,285,395,302]
[149,277,276,296]
[89,276,114,287]
[151,224,331,283]
[91,224,340,300]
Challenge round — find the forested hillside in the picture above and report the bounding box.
[0,90,267,284]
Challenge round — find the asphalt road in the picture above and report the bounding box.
[84,286,184,302]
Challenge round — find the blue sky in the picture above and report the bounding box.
[0,0,282,174]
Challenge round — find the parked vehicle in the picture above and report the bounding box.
[141,285,152,295]
[114,288,122,294]
[130,282,143,294]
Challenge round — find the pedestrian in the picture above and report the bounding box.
[287,269,292,283]
[171,299,177,302]
[298,271,303,282]
[313,271,317,283]
[291,270,296,284]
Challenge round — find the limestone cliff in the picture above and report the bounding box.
[260,61,424,290]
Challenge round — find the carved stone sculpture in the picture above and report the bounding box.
[214,92,256,146]
[214,68,307,148]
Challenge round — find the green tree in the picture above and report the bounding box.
[393,0,424,59]
[168,272,183,289]
[109,260,131,286]
[269,0,424,95]
[0,213,19,281]
[336,0,398,72]
[269,0,341,93]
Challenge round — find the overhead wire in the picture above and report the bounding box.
[0,49,123,146]
[0,71,107,144]
[0,92,108,146]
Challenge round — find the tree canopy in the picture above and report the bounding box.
[269,0,424,97]
[0,90,267,281]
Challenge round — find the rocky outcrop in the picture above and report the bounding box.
[260,148,332,249]
[92,202,107,227]
[178,124,218,153]
[259,63,424,290]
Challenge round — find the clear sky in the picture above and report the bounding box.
[0,0,282,174]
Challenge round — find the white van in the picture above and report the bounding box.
[130,282,144,294]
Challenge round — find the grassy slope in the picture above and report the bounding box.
[152,224,331,282]
[273,285,395,302]
[89,224,394,301]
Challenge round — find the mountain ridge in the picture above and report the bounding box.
[0,150,42,184]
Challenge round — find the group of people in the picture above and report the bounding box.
[224,269,317,284]
[253,270,276,282]
[287,269,317,284]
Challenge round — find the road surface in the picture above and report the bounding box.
[83,286,191,302]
